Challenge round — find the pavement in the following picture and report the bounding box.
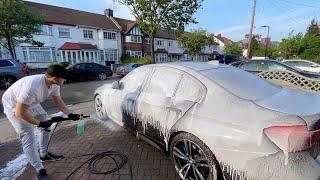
[0,76,121,143]
[0,101,180,180]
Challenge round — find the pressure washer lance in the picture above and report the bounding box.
[45,114,133,180]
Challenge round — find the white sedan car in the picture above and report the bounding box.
[94,62,320,180]
[283,60,320,73]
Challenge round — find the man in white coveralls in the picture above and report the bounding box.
[2,65,80,180]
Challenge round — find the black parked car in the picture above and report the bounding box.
[231,59,320,79]
[66,63,113,82]
[215,54,240,64]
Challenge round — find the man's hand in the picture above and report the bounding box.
[38,120,54,131]
[68,113,80,121]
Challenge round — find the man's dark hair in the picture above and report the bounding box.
[46,64,68,79]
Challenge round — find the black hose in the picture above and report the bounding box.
[47,121,133,180]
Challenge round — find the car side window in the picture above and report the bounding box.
[174,74,205,102]
[74,64,85,70]
[143,68,182,97]
[121,67,149,91]
[268,62,287,71]
[259,61,269,71]
[243,61,259,71]
[299,61,313,67]
[0,60,14,67]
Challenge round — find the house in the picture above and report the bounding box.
[1,1,122,68]
[110,13,219,63]
[213,34,232,54]
[0,1,222,67]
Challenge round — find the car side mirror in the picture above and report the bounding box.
[112,81,123,89]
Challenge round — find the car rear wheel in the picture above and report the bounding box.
[0,76,16,89]
[95,95,106,120]
[98,73,107,80]
[170,133,223,180]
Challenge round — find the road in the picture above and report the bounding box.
[0,77,121,120]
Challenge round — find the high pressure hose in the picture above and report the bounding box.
[46,115,133,180]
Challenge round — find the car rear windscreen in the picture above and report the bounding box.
[201,67,282,100]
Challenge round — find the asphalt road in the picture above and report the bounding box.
[0,76,121,120]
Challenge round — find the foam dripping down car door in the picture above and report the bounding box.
[111,67,151,131]
[136,67,183,145]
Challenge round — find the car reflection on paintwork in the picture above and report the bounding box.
[116,63,143,76]
[94,62,320,180]
[282,60,320,73]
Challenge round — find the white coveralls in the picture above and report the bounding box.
[2,74,60,171]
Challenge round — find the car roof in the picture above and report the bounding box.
[146,61,229,72]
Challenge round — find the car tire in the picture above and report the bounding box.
[0,76,17,89]
[98,73,107,81]
[170,132,223,180]
[94,94,107,121]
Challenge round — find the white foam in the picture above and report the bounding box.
[0,154,28,179]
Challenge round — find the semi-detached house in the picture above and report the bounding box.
[0,1,220,68]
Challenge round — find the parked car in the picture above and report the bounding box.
[0,59,28,89]
[94,62,320,180]
[215,54,240,64]
[116,63,143,76]
[231,59,320,79]
[66,62,113,82]
[282,60,320,73]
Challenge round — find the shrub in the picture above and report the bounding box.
[60,61,70,68]
[121,54,151,65]
[47,62,59,68]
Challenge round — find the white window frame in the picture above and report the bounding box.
[83,30,93,39]
[157,40,164,46]
[36,25,53,36]
[168,41,173,47]
[126,50,142,58]
[104,32,117,40]
[145,38,151,44]
[130,35,142,43]
[58,28,71,38]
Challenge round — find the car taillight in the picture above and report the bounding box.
[264,125,320,153]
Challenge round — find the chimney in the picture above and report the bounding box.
[104,9,113,18]
[218,34,222,37]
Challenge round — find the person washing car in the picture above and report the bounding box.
[2,65,80,180]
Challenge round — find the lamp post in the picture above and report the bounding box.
[261,25,270,57]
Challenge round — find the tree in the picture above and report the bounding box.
[247,36,259,58]
[178,29,214,60]
[277,33,303,59]
[224,43,243,56]
[306,19,320,37]
[116,0,203,63]
[0,0,43,59]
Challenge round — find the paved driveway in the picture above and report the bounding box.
[0,101,180,180]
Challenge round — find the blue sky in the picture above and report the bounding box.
[26,0,320,41]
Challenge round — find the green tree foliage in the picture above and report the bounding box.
[0,0,43,58]
[117,0,203,63]
[224,43,243,56]
[178,29,214,59]
[277,33,304,59]
[305,19,320,37]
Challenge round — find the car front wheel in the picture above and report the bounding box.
[170,132,223,180]
[98,73,107,80]
[95,95,106,120]
[0,76,16,89]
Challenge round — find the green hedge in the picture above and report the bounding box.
[121,54,151,65]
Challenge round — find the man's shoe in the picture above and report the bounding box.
[37,169,48,180]
[40,152,63,162]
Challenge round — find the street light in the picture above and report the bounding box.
[261,25,270,57]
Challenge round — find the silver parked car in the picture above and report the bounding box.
[95,62,320,180]
[0,59,28,89]
[283,60,320,73]
[116,63,143,76]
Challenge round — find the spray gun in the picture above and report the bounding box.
[42,114,90,132]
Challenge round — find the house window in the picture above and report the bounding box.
[126,50,142,58]
[100,49,118,62]
[104,32,116,40]
[22,47,55,63]
[36,25,53,36]
[168,41,172,47]
[130,35,142,43]
[145,38,151,44]
[155,53,167,63]
[83,30,93,39]
[157,40,164,46]
[59,28,70,38]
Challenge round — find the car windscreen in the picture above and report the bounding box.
[201,67,282,100]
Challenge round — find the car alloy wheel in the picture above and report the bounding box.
[0,76,16,89]
[98,73,107,80]
[95,95,105,120]
[171,133,222,180]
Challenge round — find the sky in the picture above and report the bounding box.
[26,0,320,42]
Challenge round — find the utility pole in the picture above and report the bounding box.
[247,0,257,59]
